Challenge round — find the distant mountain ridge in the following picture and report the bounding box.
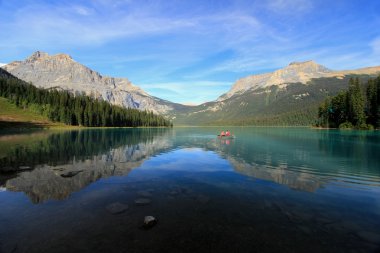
[3,51,185,114]
[218,60,380,101]
[2,51,380,125]
[172,61,380,125]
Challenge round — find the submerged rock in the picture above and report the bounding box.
[137,190,152,197]
[135,198,151,206]
[106,202,129,214]
[143,216,157,229]
[60,170,83,178]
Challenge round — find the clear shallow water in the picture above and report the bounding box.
[0,127,379,253]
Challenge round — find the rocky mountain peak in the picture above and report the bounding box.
[217,61,380,102]
[3,51,179,115]
[285,60,331,73]
[26,51,49,62]
[218,61,332,101]
[289,60,315,66]
[25,51,73,64]
[54,53,73,61]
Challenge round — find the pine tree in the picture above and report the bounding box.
[347,78,366,127]
[366,79,377,126]
[375,76,380,128]
[330,91,347,127]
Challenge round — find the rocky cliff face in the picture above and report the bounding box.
[3,51,181,114]
[218,60,380,101]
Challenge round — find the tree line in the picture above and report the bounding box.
[0,128,170,171]
[0,76,172,127]
[205,109,317,126]
[317,75,380,129]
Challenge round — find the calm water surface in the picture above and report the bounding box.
[0,127,379,253]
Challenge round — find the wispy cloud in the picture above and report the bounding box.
[0,0,379,104]
[0,1,196,51]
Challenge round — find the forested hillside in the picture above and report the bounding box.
[172,75,376,126]
[317,75,380,129]
[0,69,172,127]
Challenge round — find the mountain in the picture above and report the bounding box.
[3,51,186,115]
[0,66,15,78]
[218,60,332,101]
[218,60,380,102]
[3,52,380,126]
[172,61,380,125]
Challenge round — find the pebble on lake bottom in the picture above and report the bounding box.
[137,190,153,197]
[60,170,83,178]
[135,198,151,206]
[106,202,129,214]
[143,216,157,229]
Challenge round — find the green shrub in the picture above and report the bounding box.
[339,122,353,129]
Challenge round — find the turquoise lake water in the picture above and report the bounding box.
[0,127,379,253]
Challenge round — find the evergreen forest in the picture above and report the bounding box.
[317,75,380,129]
[0,75,172,127]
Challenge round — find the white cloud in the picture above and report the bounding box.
[0,1,269,76]
[0,2,196,50]
[0,63,6,67]
[0,0,267,60]
[0,0,378,104]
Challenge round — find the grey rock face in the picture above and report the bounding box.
[218,60,380,101]
[3,51,177,115]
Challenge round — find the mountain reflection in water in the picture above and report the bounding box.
[1,128,379,203]
[1,129,173,203]
[0,127,379,253]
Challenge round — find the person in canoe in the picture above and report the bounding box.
[220,130,225,136]
[225,130,230,136]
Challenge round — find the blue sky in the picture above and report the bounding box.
[0,0,379,104]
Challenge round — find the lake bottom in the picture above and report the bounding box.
[2,169,379,253]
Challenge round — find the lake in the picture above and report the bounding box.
[0,127,379,253]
